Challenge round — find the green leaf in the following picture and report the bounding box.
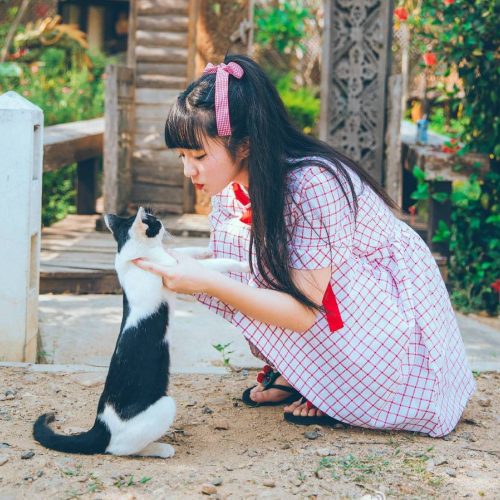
[412,166,427,181]
[432,192,449,203]
[486,215,500,225]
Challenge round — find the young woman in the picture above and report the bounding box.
[135,54,475,437]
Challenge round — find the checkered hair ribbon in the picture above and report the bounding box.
[203,62,244,136]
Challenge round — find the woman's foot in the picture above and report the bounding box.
[249,375,298,404]
[284,398,325,418]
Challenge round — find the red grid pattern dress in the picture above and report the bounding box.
[195,158,476,437]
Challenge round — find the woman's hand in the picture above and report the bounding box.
[133,250,216,294]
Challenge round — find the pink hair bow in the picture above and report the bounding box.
[203,62,244,136]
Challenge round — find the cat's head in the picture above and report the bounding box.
[104,207,164,252]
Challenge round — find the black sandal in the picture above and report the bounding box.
[284,397,344,426]
[241,365,302,407]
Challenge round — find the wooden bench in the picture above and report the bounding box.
[43,117,104,215]
[401,121,490,257]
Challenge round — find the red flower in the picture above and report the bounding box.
[35,3,50,18]
[442,139,460,153]
[262,365,272,375]
[256,372,265,384]
[423,53,437,66]
[444,0,454,4]
[394,7,409,21]
[409,205,416,225]
[491,279,500,294]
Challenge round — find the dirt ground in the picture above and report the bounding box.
[0,367,499,500]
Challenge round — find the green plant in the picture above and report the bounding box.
[428,107,465,138]
[318,454,390,482]
[413,0,500,159]
[0,15,111,226]
[254,0,313,54]
[276,73,320,135]
[411,165,500,316]
[87,472,104,493]
[62,464,83,476]
[212,342,235,368]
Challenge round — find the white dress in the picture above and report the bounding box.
[195,158,476,437]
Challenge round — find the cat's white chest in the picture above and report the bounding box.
[116,245,176,333]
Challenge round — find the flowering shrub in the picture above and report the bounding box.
[413,0,500,158]
[275,73,320,135]
[405,0,500,316]
[0,14,111,226]
[254,0,313,54]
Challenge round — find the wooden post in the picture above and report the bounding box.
[384,74,403,207]
[76,158,98,214]
[320,0,395,184]
[0,91,43,362]
[127,0,138,70]
[103,65,135,217]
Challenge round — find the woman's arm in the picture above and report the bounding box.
[134,251,331,333]
[206,265,331,333]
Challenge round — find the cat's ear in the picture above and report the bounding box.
[104,214,120,234]
[132,207,148,235]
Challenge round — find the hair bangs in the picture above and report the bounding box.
[164,98,216,151]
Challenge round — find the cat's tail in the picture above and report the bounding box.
[33,413,111,455]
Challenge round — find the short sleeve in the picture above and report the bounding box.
[289,169,355,270]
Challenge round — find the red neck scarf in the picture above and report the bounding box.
[231,183,344,333]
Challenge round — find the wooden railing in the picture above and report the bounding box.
[43,117,105,214]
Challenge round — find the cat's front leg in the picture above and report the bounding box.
[174,246,213,259]
[200,258,250,274]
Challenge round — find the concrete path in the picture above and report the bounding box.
[39,294,263,374]
[38,294,500,373]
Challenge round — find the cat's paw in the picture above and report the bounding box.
[202,248,214,259]
[137,442,175,459]
[237,261,251,273]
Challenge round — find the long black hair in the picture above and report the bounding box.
[165,54,401,313]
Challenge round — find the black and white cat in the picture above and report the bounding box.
[33,207,249,458]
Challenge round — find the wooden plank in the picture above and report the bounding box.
[134,120,167,135]
[43,118,104,173]
[133,175,183,188]
[137,15,189,32]
[128,201,183,214]
[135,88,179,105]
[136,45,188,63]
[162,213,210,236]
[137,74,186,89]
[132,148,180,165]
[135,104,174,120]
[137,0,189,15]
[404,144,490,182]
[137,62,187,77]
[133,165,184,186]
[133,161,184,180]
[131,182,184,204]
[136,30,188,48]
[134,132,167,149]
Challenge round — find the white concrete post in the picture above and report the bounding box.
[0,92,43,362]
